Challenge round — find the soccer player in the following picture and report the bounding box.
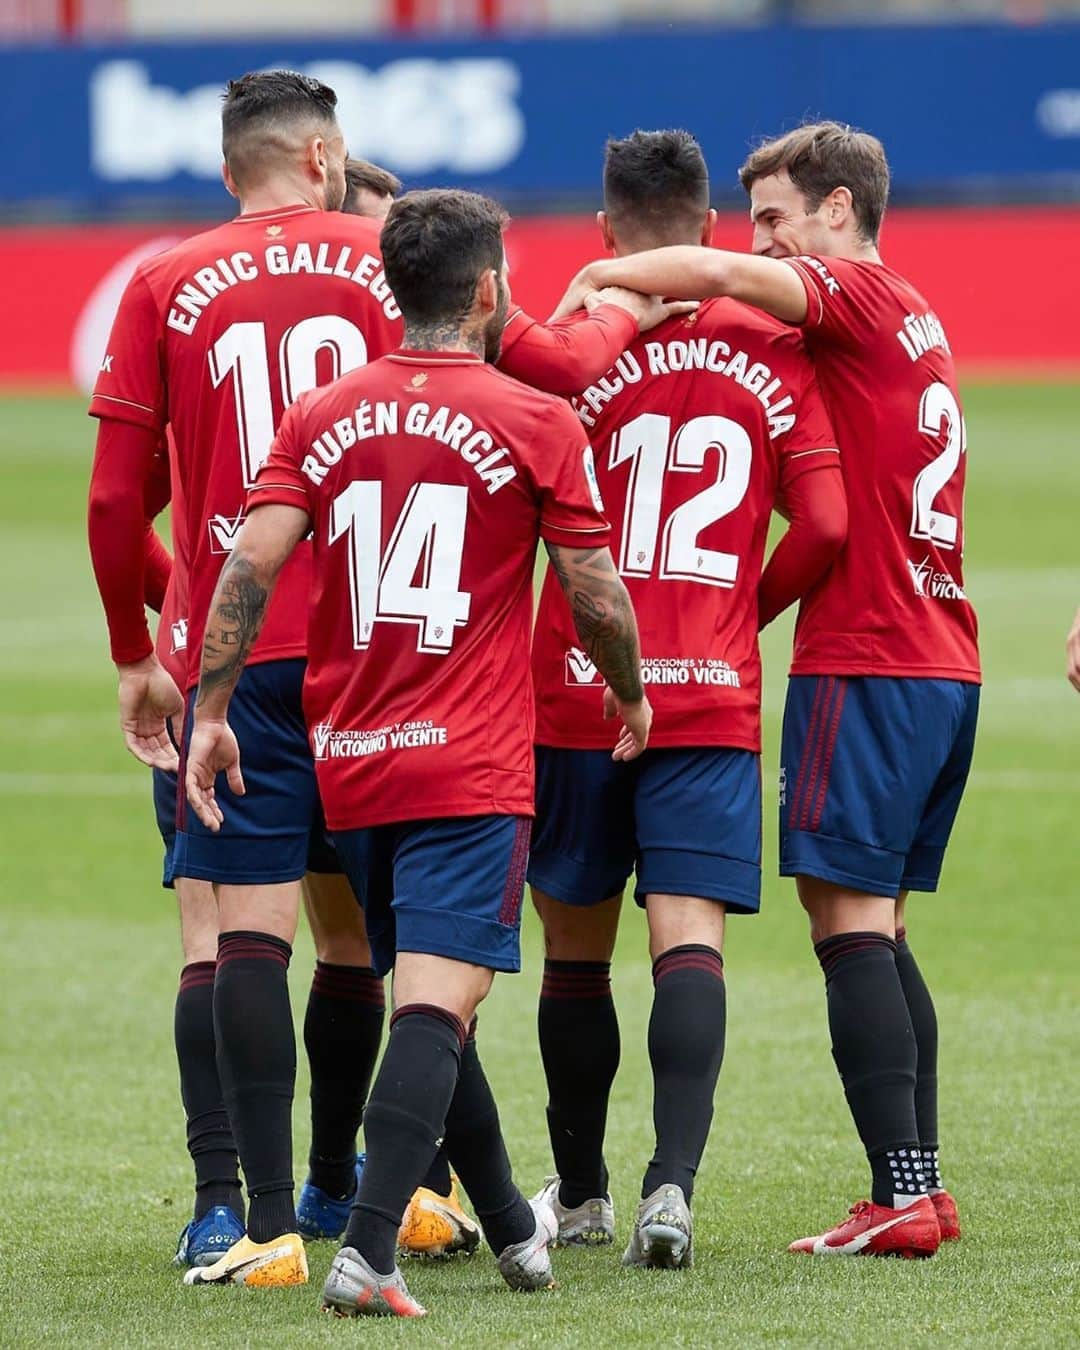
[555,121,980,1259]
[528,130,846,1267]
[342,157,401,220]
[87,70,403,1287]
[184,188,650,1314]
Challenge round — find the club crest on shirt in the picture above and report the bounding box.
[410,373,428,389]
[265,224,284,238]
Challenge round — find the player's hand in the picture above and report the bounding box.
[117,655,183,771]
[1067,605,1080,692]
[549,267,595,321]
[586,287,699,333]
[604,686,653,761]
[185,717,244,832]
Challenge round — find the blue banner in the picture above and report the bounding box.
[3,24,1079,214]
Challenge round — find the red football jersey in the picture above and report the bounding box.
[249,348,611,832]
[785,255,980,681]
[533,298,838,753]
[154,432,190,689]
[89,205,402,687]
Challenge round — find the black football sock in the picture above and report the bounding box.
[303,961,385,1199]
[538,959,620,1208]
[443,1026,534,1255]
[214,931,297,1243]
[815,932,925,1208]
[641,945,726,1204]
[419,1151,453,1198]
[174,961,243,1222]
[894,926,942,1189]
[343,1006,464,1275]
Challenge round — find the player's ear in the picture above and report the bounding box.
[701,208,717,247]
[475,267,498,316]
[307,134,327,183]
[221,160,239,201]
[827,186,854,231]
[598,211,616,253]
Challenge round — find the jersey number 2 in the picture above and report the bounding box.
[209,317,369,488]
[911,381,966,550]
[329,481,472,656]
[610,412,752,587]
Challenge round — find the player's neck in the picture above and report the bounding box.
[826,240,882,266]
[236,183,323,216]
[402,321,485,359]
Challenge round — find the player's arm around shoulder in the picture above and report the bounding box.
[1067,605,1080,692]
[552,247,808,325]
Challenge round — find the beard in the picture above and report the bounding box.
[483,280,510,364]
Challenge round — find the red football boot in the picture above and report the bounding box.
[788,1195,941,1259]
[930,1190,961,1241]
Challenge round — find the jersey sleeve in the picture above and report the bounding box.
[773,330,841,483]
[246,400,316,517]
[527,399,612,548]
[783,255,876,349]
[88,267,167,431]
[497,305,637,396]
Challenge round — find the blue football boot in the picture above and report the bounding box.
[297,1154,366,1241]
[174,1204,246,1268]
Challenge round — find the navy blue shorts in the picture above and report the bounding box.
[332,815,531,977]
[527,747,761,915]
[171,658,339,886]
[779,675,979,897]
[152,765,177,889]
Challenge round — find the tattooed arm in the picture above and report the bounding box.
[545,542,652,760]
[185,503,310,830]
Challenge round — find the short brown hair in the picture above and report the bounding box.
[739,121,890,244]
[343,158,402,210]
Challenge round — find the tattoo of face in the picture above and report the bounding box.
[196,555,268,705]
[547,544,643,704]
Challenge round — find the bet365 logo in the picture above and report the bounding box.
[564,647,603,687]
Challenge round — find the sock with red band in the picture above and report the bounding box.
[174,961,243,1221]
[641,944,726,1203]
[814,931,924,1207]
[893,926,942,1189]
[343,1005,465,1275]
[538,959,620,1208]
[214,930,296,1242]
[443,1026,533,1254]
[303,961,385,1199]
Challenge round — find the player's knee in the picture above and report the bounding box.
[796,876,895,943]
[646,893,726,961]
[304,873,372,965]
[533,888,620,961]
[176,877,219,963]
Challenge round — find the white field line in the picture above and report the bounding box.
[0,769,1075,799]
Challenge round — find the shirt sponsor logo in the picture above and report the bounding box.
[795,255,840,296]
[563,650,741,688]
[565,647,603,686]
[907,555,967,601]
[170,616,188,655]
[207,512,245,555]
[312,719,448,761]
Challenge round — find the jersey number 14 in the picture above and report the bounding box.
[329,481,472,656]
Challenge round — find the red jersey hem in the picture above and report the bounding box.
[789,660,981,684]
[535,731,762,753]
[324,798,535,833]
[185,641,307,689]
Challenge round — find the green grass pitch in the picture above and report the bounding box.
[0,386,1077,1347]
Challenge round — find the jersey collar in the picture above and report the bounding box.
[387,348,484,366]
[234,204,320,223]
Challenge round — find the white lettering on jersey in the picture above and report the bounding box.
[301,400,518,496]
[795,255,840,296]
[100,354,114,373]
[573,343,796,439]
[312,719,449,761]
[896,310,952,363]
